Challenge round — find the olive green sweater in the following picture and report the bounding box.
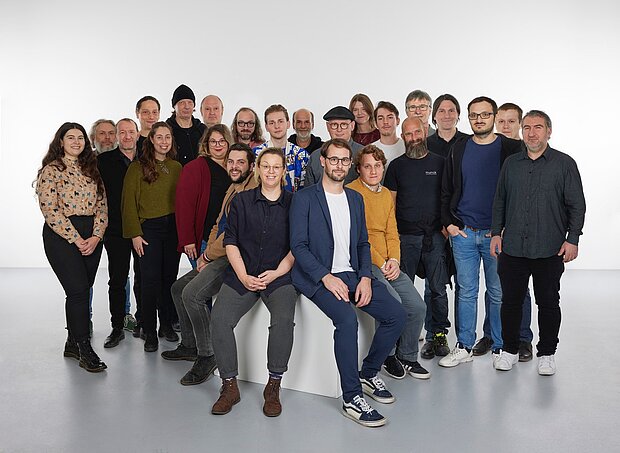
[121,159,182,238]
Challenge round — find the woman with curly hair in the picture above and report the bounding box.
[36,122,108,372]
[122,122,182,352]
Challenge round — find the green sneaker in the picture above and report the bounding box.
[123,314,137,332]
[433,332,450,356]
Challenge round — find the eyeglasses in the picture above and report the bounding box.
[327,122,351,130]
[406,104,430,112]
[208,139,227,147]
[325,156,352,166]
[468,112,494,120]
[259,164,283,172]
[236,121,255,128]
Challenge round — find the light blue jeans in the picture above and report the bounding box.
[372,265,425,362]
[451,227,502,350]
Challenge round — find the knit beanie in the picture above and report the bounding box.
[172,84,195,107]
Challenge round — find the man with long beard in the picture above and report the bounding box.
[384,117,451,363]
[439,97,521,368]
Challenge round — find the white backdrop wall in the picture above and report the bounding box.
[1,0,618,269]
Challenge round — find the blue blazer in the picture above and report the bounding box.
[290,182,372,298]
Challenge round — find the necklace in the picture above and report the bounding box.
[157,160,169,175]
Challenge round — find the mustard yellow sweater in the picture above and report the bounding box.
[347,178,400,268]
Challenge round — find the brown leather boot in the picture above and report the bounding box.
[263,377,282,417]
[211,378,240,415]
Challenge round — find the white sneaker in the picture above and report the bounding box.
[494,351,518,371]
[438,344,473,368]
[538,355,556,376]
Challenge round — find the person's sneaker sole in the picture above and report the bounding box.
[341,408,387,427]
[438,355,473,368]
[410,370,431,380]
[361,385,395,404]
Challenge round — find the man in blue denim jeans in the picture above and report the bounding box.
[439,96,521,368]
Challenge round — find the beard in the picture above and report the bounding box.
[95,142,116,154]
[325,167,347,182]
[405,139,428,159]
[238,129,252,141]
[472,122,494,137]
[230,168,251,184]
[296,130,311,140]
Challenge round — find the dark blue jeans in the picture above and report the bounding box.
[308,272,406,403]
[139,215,180,335]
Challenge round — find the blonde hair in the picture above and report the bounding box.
[254,147,286,186]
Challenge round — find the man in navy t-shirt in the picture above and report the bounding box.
[439,96,521,368]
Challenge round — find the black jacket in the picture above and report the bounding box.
[166,115,206,166]
[97,148,133,237]
[440,134,521,229]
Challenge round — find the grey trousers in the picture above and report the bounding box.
[211,283,297,379]
[170,257,229,356]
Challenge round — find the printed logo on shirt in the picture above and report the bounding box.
[425,171,437,176]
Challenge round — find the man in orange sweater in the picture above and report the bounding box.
[347,145,428,380]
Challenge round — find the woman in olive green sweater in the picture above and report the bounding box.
[122,122,182,352]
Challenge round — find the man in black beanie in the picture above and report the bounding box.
[166,84,206,166]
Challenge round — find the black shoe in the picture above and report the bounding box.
[161,344,198,361]
[63,336,80,360]
[180,355,217,386]
[144,333,159,352]
[158,325,179,343]
[77,340,107,372]
[104,328,125,348]
[172,321,181,332]
[472,337,493,356]
[518,341,533,362]
[382,355,406,379]
[132,323,142,338]
[420,341,435,359]
[432,332,450,356]
[400,359,431,380]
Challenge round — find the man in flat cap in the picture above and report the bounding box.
[303,106,363,186]
[166,84,206,166]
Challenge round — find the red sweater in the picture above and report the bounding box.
[175,156,212,252]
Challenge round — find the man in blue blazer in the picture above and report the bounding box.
[290,138,406,428]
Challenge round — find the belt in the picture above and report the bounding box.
[464,225,486,232]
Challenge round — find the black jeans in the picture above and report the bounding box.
[43,216,103,342]
[103,234,142,329]
[138,215,180,335]
[497,253,564,356]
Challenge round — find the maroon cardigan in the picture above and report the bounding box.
[175,156,212,252]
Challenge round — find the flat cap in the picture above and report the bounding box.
[323,106,354,121]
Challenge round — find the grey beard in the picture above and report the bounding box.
[405,140,428,159]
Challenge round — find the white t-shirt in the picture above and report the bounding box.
[325,191,354,273]
[372,138,405,166]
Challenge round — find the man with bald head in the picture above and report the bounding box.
[384,117,450,362]
[200,95,224,128]
[288,108,323,154]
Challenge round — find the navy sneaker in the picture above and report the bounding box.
[360,374,395,404]
[342,395,387,427]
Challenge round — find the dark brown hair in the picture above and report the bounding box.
[36,122,104,199]
[139,122,177,183]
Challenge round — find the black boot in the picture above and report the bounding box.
[144,332,159,352]
[63,334,80,361]
[180,355,217,385]
[77,340,107,372]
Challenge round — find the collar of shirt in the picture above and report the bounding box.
[516,144,554,161]
[360,179,382,193]
[253,187,287,206]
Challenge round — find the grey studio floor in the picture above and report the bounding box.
[1,268,618,453]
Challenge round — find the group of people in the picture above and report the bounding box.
[35,84,586,427]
